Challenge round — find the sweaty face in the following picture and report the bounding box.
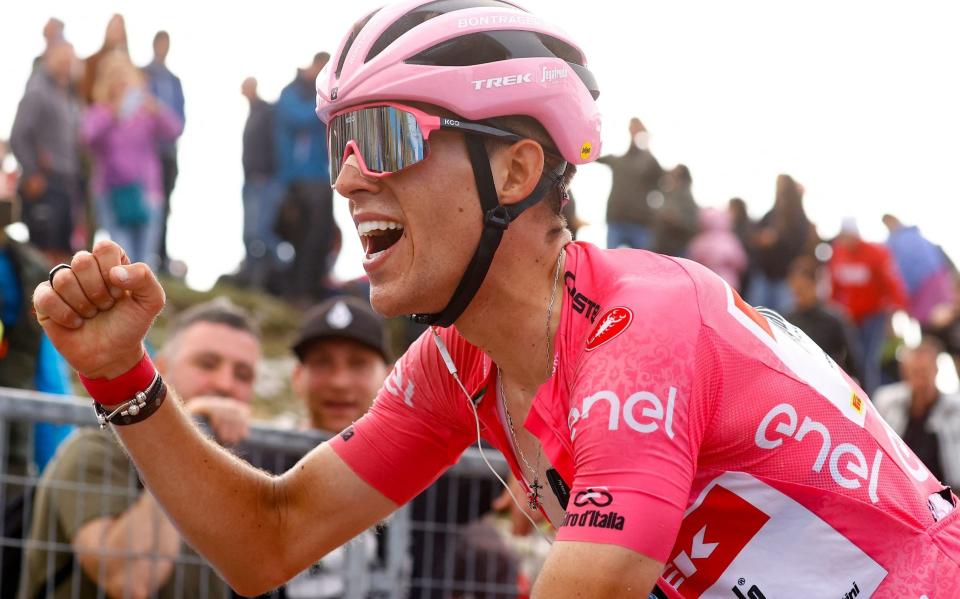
[335,123,484,317]
[161,322,259,404]
[293,338,388,432]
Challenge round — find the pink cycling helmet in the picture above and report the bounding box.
[318,0,602,327]
[316,0,602,165]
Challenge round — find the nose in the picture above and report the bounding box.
[326,364,354,392]
[211,363,239,397]
[334,152,381,199]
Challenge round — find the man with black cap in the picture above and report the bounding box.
[249,296,388,598]
[291,295,390,434]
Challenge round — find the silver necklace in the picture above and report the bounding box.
[499,247,565,511]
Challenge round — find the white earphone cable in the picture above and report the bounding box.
[431,328,553,546]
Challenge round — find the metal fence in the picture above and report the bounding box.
[0,387,528,599]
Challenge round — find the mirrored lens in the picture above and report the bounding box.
[328,106,426,182]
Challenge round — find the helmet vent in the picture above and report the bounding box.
[365,0,524,64]
[335,8,383,78]
[406,29,583,67]
[406,29,598,99]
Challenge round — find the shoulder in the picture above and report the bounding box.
[566,246,708,389]
[569,245,709,340]
[574,243,706,298]
[382,326,487,414]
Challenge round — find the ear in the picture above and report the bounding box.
[491,139,545,207]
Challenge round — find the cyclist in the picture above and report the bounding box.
[33,1,960,597]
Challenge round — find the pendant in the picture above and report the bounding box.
[528,479,543,510]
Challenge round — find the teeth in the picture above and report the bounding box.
[357,220,404,236]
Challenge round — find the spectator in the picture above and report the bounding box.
[688,206,748,290]
[873,336,960,489]
[883,213,955,326]
[598,117,663,250]
[9,41,82,265]
[828,217,908,394]
[748,174,817,314]
[727,197,755,294]
[278,295,390,597]
[239,76,283,291]
[291,295,390,433]
[19,299,259,599]
[82,52,182,268]
[30,18,66,74]
[143,31,186,275]
[651,164,699,257]
[78,14,128,105]
[0,174,74,599]
[274,52,334,303]
[784,255,861,381]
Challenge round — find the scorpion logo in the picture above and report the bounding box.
[586,307,633,351]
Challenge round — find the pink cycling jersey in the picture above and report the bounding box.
[331,241,960,598]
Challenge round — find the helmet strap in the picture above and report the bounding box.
[411,135,554,327]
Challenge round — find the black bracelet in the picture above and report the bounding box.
[93,373,167,428]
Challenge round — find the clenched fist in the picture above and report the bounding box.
[33,240,166,379]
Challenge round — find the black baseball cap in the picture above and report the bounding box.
[292,295,388,361]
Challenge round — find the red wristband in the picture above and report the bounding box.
[79,353,158,407]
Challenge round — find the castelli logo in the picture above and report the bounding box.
[585,307,633,351]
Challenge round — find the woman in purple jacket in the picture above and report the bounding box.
[82,51,182,267]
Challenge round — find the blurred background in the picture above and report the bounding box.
[2,1,958,290]
[4,3,960,598]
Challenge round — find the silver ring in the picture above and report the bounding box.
[48,263,72,286]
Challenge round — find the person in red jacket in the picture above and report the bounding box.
[828,217,908,394]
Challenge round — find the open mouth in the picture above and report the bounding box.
[358,220,404,257]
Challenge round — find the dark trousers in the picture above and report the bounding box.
[275,180,334,300]
[19,173,77,254]
[157,152,179,271]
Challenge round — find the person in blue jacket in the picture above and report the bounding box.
[274,52,336,304]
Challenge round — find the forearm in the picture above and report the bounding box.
[34,252,397,596]
[113,391,287,593]
[98,493,180,598]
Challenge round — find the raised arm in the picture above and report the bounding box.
[32,241,398,596]
[117,400,397,594]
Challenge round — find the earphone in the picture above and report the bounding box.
[431,327,554,546]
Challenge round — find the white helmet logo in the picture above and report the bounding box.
[327,301,353,329]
